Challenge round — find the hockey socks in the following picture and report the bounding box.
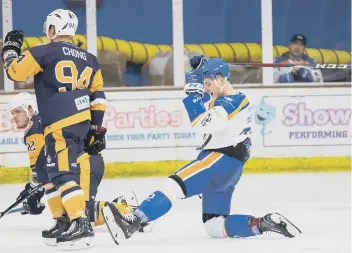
[45,183,66,218]
[136,191,172,222]
[58,181,86,220]
[225,214,262,237]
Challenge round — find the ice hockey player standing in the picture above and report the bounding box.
[1,9,106,249]
[101,56,301,244]
[7,92,142,247]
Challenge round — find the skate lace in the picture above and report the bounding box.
[61,220,77,236]
[114,193,139,209]
[118,208,137,223]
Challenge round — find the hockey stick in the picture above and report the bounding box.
[0,184,42,219]
[5,206,25,215]
[229,62,352,69]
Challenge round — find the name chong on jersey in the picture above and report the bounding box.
[62,47,87,60]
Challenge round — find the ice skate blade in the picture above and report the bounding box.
[42,237,57,246]
[102,206,125,245]
[139,221,155,233]
[57,236,94,251]
[272,213,302,238]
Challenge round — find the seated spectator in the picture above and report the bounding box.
[274,34,323,83]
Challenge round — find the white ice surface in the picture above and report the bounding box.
[0,173,350,253]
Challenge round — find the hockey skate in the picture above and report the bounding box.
[259,213,302,238]
[102,200,142,245]
[56,216,95,250]
[112,195,154,233]
[42,215,70,246]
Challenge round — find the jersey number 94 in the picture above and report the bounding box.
[55,60,93,92]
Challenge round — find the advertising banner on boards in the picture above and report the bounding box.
[255,94,351,147]
[0,87,350,166]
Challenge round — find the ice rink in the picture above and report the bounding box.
[0,172,350,253]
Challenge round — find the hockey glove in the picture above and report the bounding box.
[184,69,204,97]
[1,30,24,63]
[16,181,45,215]
[190,55,208,69]
[84,125,107,155]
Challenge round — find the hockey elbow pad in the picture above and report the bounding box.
[182,93,207,126]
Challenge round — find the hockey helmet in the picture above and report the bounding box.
[44,9,78,39]
[201,58,230,80]
[8,92,37,116]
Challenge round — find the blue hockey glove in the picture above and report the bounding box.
[184,70,204,97]
[190,55,208,69]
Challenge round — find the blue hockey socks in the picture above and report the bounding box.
[225,214,262,237]
[136,191,172,222]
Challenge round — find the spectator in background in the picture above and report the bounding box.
[274,34,323,83]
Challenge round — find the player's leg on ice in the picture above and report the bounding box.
[103,150,301,243]
[78,153,105,226]
[44,122,94,248]
[102,150,239,242]
[201,162,301,238]
[36,161,71,246]
[41,152,99,246]
[79,153,132,226]
[41,183,70,245]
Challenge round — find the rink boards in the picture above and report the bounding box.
[0,85,351,183]
[0,156,350,184]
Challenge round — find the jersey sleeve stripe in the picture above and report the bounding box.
[91,104,107,111]
[7,50,42,81]
[90,98,107,106]
[208,98,216,109]
[89,69,103,92]
[89,89,106,125]
[227,97,249,120]
[191,112,206,126]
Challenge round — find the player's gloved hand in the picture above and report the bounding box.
[184,70,204,97]
[1,30,24,62]
[84,125,107,155]
[190,55,208,69]
[16,181,45,215]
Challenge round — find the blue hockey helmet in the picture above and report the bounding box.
[201,58,230,79]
